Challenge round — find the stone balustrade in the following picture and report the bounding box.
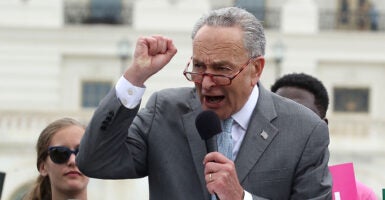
[0,111,93,143]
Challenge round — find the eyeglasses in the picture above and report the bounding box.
[48,146,79,164]
[183,57,254,86]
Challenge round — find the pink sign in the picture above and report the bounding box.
[329,162,358,200]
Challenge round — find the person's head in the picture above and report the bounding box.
[25,118,89,200]
[271,73,329,123]
[185,7,266,119]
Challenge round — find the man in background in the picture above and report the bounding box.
[271,72,377,200]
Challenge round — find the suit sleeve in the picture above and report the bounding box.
[290,121,333,199]
[76,88,145,179]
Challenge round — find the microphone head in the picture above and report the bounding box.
[195,110,222,140]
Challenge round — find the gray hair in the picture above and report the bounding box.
[191,7,266,57]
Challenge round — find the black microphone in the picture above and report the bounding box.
[195,110,222,153]
[195,110,222,200]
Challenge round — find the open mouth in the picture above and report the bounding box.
[205,95,225,103]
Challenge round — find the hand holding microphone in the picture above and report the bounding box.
[195,110,245,200]
[195,110,222,199]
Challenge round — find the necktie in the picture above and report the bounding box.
[212,118,234,200]
[218,117,234,160]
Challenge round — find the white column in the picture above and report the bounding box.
[281,0,319,34]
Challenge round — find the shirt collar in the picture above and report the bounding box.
[231,85,259,130]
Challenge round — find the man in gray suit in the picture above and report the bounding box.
[271,73,377,200]
[76,7,332,200]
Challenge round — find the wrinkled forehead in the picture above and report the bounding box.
[193,40,244,55]
[192,25,248,63]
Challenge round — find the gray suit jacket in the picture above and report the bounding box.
[77,84,332,200]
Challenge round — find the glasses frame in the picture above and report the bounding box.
[48,146,79,164]
[183,57,255,86]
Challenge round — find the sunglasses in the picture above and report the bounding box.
[48,146,79,164]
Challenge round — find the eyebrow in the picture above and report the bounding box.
[193,59,233,68]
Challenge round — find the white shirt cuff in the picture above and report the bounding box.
[115,76,145,109]
[243,190,252,200]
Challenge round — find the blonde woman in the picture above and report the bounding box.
[24,118,89,200]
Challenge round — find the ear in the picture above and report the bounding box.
[250,56,265,85]
[39,162,48,177]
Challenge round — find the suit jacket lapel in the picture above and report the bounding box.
[182,85,279,196]
[182,89,209,199]
[235,84,279,183]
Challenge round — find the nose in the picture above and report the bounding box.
[68,153,77,166]
[201,74,216,90]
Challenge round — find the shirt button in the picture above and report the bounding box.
[127,89,134,95]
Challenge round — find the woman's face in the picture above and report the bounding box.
[39,125,89,195]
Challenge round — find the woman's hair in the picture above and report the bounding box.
[191,7,266,58]
[23,118,85,200]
